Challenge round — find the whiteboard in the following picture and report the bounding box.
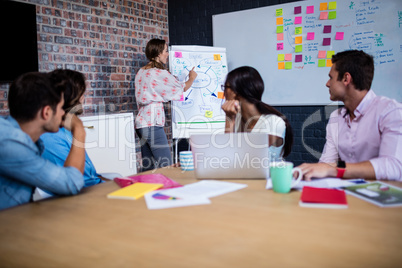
[169,45,228,139]
[213,0,402,105]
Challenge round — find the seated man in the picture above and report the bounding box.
[298,50,402,181]
[41,69,103,188]
[0,72,86,210]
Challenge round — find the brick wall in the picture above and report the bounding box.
[0,0,170,172]
[168,0,341,165]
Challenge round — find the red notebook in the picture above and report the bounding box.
[299,186,348,209]
[113,173,182,189]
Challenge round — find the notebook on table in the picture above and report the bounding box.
[189,133,270,179]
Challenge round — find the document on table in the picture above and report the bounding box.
[266,178,361,190]
[144,180,247,210]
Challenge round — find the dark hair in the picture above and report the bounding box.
[49,69,86,115]
[224,66,294,157]
[145,38,166,69]
[331,50,374,91]
[8,72,64,123]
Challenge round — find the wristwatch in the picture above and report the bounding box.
[336,160,346,178]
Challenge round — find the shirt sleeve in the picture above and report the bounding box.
[319,110,340,163]
[369,106,402,181]
[0,138,84,195]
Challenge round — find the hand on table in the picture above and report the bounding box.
[297,162,337,181]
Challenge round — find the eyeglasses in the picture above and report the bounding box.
[221,85,230,90]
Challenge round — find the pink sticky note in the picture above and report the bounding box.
[320,12,328,20]
[323,25,332,33]
[285,54,292,61]
[323,38,331,46]
[307,32,315,40]
[318,50,326,58]
[174,52,182,58]
[335,32,344,40]
[179,94,184,101]
[295,54,303,62]
[295,16,302,24]
[306,6,314,14]
[277,33,284,41]
[277,43,284,50]
[294,6,302,14]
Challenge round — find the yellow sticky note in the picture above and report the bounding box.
[213,54,221,60]
[327,50,335,59]
[326,59,333,67]
[107,183,163,200]
[295,36,303,44]
[320,2,328,10]
[328,1,337,10]
[285,62,292,69]
[295,27,302,35]
[205,111,213,118]
[217,92,224,99]
[276,8,283,16]
[278,62,285,70]
[276,17,283,25]
[278,54,285,61]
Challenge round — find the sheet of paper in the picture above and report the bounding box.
[162,180,247,199]
[144,190,211,210]
[266,178,358,190]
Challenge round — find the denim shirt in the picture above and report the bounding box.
[0,116,84,210]
[41,128,102,188]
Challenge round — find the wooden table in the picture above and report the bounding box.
[0,167,401,267]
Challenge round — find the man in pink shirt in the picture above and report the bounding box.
[298,50,402,181]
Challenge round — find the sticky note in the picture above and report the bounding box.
[277,33,284,41]
[278,54,285,61]
[318,50,326,58]
[295,36,302,44]
[323,25,332,33]
[295,27,302,35]
[285,54,292,61]
[320,3,328,10]
[278,62,285,70]
[295,16,302,24]
[320,12,328,20]
[295,54,303,62]
[277,26,284,33]
[294,6,302,14]
[276,17,284,25]
[205,111,213,118]
[323,38,331,46]
[179,94,184,101]
[326,59,333,67]
[306,6,314,14]
[318,59,326,67]
[335,32,344,40]
[285,62,292,69]
[295,45,302,53]
[277,43,284,50]
[329,1,337,10]
[327,50,335,59]
[307,32,315,40]
[174,52,182,58]
[276,8,283,16]
[213,54,221,60]
[328,11,337,19]
[217,92,224,99]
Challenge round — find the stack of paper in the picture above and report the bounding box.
[107,183,163,200]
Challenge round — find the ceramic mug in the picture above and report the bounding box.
[179,151,194,171]
[270,161,303,193]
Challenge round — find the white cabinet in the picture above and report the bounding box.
[81,113,137,177]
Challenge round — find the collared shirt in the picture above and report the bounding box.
[0,116,84,210]
[320,90,402,180]
[135,68,185,129]
[41,128,102,188]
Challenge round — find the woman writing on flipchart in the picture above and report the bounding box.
[135,38,197,171]
[221,66,293,161]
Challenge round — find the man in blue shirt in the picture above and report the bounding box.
[0,72,86,210]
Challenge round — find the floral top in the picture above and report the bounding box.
[135,68,185,129]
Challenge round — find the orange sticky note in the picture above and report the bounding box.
[295,36,302,44]
[326,59,333,67]
[278,62,285,69]
[217,92,224,99]
[276,17,283,25]
[213,54,221,60]
[320,2,328,10]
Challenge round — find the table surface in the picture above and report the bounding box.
[0,167,401,268]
